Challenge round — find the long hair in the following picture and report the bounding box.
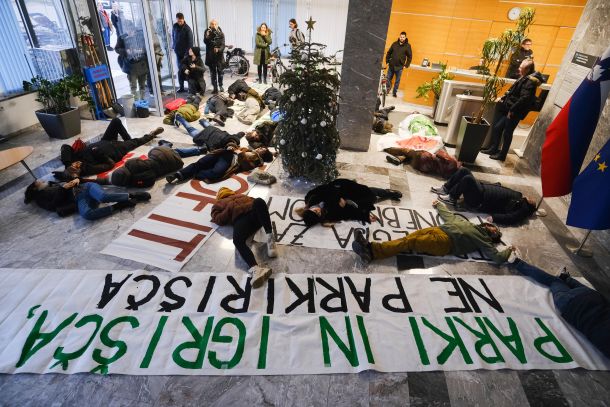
[24,181,40,204]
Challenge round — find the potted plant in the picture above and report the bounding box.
[23,74,93,139]
[415,62,454,117]
[455,8,535,162]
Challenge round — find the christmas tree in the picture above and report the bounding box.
[274,17,341,184]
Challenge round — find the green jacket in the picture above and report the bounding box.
[163,103,200,124]
[253,28,272,65]
[436,203,510,264]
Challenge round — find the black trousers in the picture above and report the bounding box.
[175,52,186,89]
[443,167,484,208]
[208,62,224,89]
[258,50,268,81]
[208,98,231,119]
[233,198,273,267]
[487,113,520,158]
[102,117,132,141]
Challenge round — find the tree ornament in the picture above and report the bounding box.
[302,152,307,157]
[301,118,307,125]
[320,121,326,127]
[279,139,286,145]
[316,154,323,160]
[290,95,297,102]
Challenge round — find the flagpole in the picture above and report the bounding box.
[567,230,594,257]
[535,197,547,217]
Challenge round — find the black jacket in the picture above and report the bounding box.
[479,183,535,225]
[248,121,277,149]
[193,126,242,151]
[203,27,225,65]
[172,22,193,57]
[506,47,533,79]
[180,47,206,80]
[111,147,183,187]
[499,71,543,120]
[385,38,413,69]
[305,179,377,223]
[34,183,77,216]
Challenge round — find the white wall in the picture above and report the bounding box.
[295,0,348,57]
[0,93,42,136]
[207,0,255,53]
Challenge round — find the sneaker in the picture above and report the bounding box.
[386,189,402,200]
[174,113,182,128]
[507,247,522,264]
[106,46,114,51]
[266,233,277,258]
[212,114,225,127]
[247,170,277,185]
[430,185,448,195]
[438,194,457,206]
[558,267,570,281]
[166,173,179,184]
[150,127,164,137]
[129,192,151,202]
[249,265,272,288]
[386,155,402,166]
[219,86,224,92]
[158,139,173,148]
[351,230,372,263]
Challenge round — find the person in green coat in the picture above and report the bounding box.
[254,23,272,84]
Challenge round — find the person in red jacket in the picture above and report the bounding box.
[211,187,276,288]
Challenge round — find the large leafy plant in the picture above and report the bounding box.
[416,62,454,101]
[23,75,93,115]
[474,8,535,124]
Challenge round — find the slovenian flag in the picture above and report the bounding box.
[541,46,610,197]
[566,138,610,230]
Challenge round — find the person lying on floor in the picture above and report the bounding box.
[162,95,201,125]
[24,178,150,220]
[165,145,273,184]
[172,116,244,154]
[235,90,265,125]
[508,255,610,359]
[110,146,184,187]
[351,200,512,264]
[431,167,537,225]
[211,187,276,288]
[295,178,403,227]
[204,93,235,126]
[245,120,277,149]
[372,99,395,134]
[385,147,461,179]
[60,118,163,177]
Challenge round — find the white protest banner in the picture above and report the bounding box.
[257,195,497,262]
[1,268,608,375]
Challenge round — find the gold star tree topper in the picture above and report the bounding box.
[306,16,316,31]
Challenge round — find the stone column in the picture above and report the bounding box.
[337,0,392,151]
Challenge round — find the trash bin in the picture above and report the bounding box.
[118,94,135,118]
[445,94,484,146]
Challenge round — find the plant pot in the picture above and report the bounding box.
[455,116,490,163]
[35,107,81,139]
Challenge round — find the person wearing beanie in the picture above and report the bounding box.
[24,178,150,221]
[211,187,276,288]
[351,200,512,264]
[296,179,403,227]
[180,47,206,95]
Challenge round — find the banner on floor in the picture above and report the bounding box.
[256,195,499,262]
[101,172,255,272]
[1,268,608,375]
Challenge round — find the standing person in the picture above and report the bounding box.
[385,32,412,97]
[115,25,149,101]
[110,2,123,38]
[204,19,225,94]
[506,38,534,79]
[288,18,304,50]
[181,47,206,95]
[254,23,273,84]
[172,13,193,93]
[97,1,114,51]
[211,187,277,288]
[482,60,543,161]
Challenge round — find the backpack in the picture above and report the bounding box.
[164,98,187,112]
[134,99,150,118]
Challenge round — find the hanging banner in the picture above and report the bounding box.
[256,195,499,262]
[1,268,608,375]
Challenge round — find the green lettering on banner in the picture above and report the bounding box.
[483,317,527,363]
[140,316,169,369]
[356,316,375,364]
[533,318,574,363]
[257,316,270,369]
[453,317,503,364]
[172,316,214,369]
[90,316,140,375]
[16,306,77,368]
[319,316,358,367]
[208,318,246,370]
[51,314,104,370]
[421,317,473,365]
[408,317,430,365]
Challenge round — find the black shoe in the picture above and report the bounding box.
[212,114,225,127]
[438,194,457,206]
[113,200,136,211]
[219,86,224,92]
[177,88,186,93]
[106,46,114,51]
[386,155,402,166]
[392,93,397,97]
[490,154,506,161]
[352,230,373,264]
[212,88,219,95]
[158,139,173,148]
[430,185,448,194]
[558,267,570,281]
[166,173,179,184]
[386,189,402,200]
[481,148,498,155]
[129,192,151,202]
[150,127,164,137]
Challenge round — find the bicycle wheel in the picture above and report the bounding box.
[381,85,386,108]
[228,55,249,77]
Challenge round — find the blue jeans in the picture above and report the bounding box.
[102,28,110,46]
[514,260,590,312]
[175,147,204,158]
[76,183,129,221]
[179,150,233,181]
[175,115,210,139]
[387,66,403,94]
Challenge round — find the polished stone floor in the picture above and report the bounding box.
[1,85,609,406]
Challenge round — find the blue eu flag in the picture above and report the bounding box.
[566,137,610,230]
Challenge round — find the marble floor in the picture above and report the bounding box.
[0,83,609,406]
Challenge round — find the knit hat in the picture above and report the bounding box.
[216,187,235,200]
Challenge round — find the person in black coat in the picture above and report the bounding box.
[482,60,543,161]
[60,118,163,177]
[432,167,537,225]
[172,13,194,92]
[180,47,206,95]
[204,19,225,94]
[385,32,413,97]
[173,116,244,154]
[296,179,402,227]
[110,146,184,187]
[506,39,534,79]
[246,121,277,149]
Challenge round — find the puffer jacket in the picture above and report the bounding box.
[193,126,241,150]
[211,194,255,225]
[479,183,522,213]
[499,71,543,120]
[111,147,183,187]
[163,103,200,124]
